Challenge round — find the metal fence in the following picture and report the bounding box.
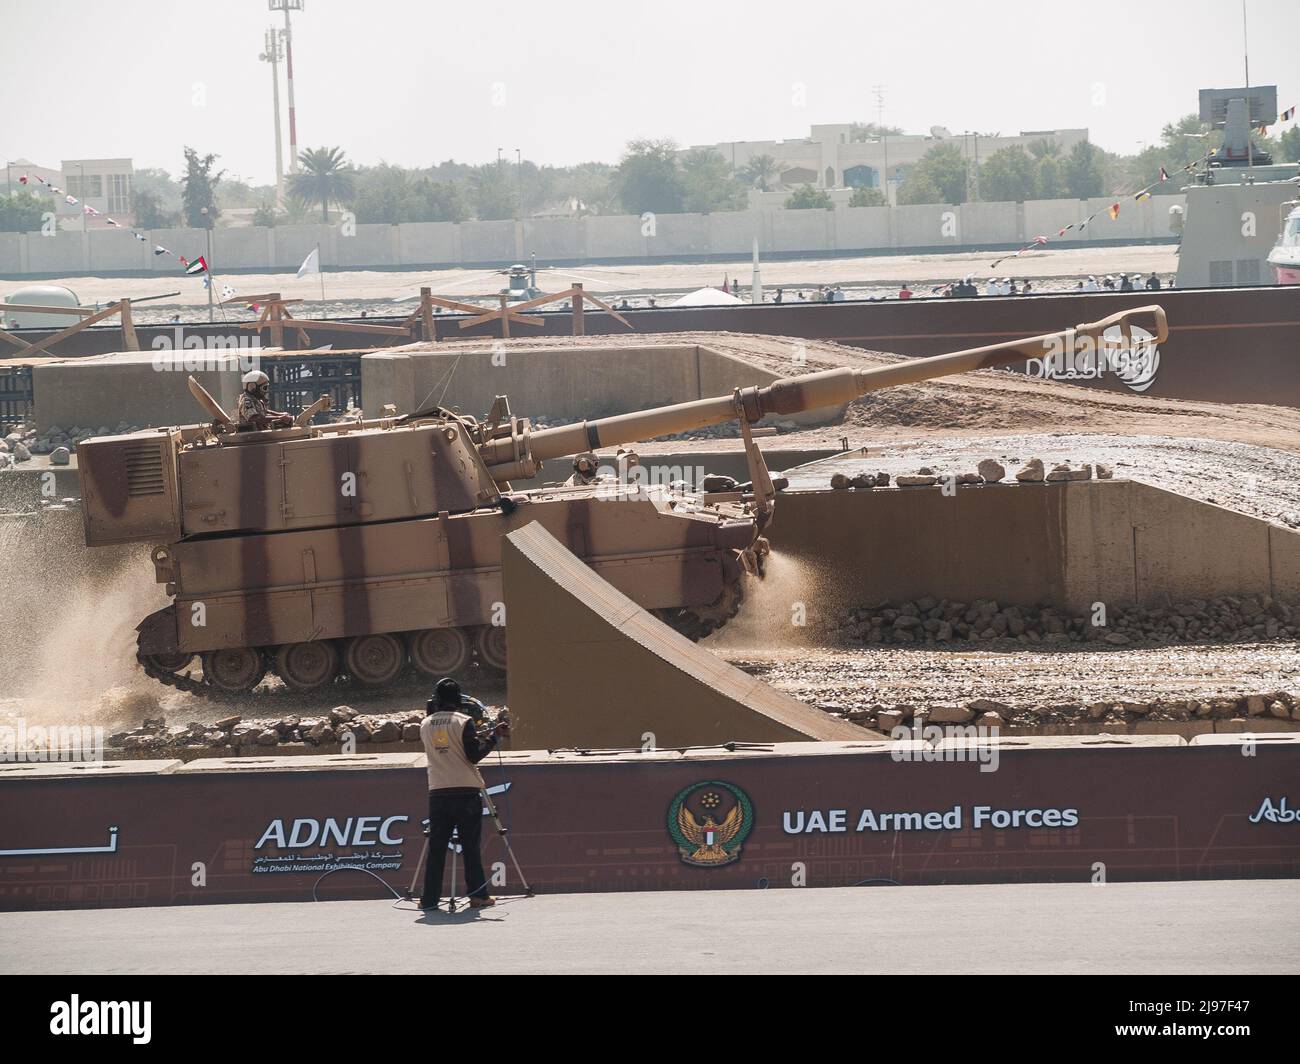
[0,364,34,426]
[266,355,363,422]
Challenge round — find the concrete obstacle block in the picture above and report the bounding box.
[501,520,870,750]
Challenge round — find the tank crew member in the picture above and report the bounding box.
[419,678,510,911]
[237,370,294,430]
[566,452,601,486]
[1144,271,1162,291]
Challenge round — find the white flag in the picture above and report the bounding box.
[297,247,320,278]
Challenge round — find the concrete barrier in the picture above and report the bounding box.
[768,478,1300,610]
[2,735,1296,910]
[0,195,1187,278]
[359,342,844,425]
[502,521,868,749]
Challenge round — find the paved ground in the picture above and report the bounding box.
[1,880,1295,974]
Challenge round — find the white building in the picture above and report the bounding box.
[4,158,135,228]
[61,158,135,224]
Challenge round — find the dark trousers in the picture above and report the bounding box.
[422,790,489,903]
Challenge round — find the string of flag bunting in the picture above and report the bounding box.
[981,104,1298,272]
[17,172,216,281]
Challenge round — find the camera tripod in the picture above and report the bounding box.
[404,786,533,913]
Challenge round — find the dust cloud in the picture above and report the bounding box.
[0,509,176,730]
[704,550,839,653]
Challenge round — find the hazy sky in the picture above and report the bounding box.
[1,0,1294,184]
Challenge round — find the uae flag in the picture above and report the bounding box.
[1108,203,1121,220]
[185,256,209,276]
[153,245,171,256]
[1159,166,1170,181]
[18,174,28,185]
[1282,106,1296,122]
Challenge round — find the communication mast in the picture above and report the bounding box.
[258,28,286,206]
[269,0,304,174]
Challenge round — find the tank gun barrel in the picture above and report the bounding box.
[481,305,1166,479]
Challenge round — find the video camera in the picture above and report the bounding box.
[475,709,511,742]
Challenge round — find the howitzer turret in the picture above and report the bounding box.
[77,306,1166,696]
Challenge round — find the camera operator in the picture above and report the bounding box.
[418,678,510,911]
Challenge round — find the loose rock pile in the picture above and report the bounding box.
[2,421,146,460]
[828,690,1300,732]
[830,594,1299,648]
[107,705,495,754]
[830,458,1113,489]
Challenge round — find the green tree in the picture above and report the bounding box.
[613,138,685,215]
[351,164,423,223]
[849,122,904,141]
[0,190,52,233]
[900,143,967,204]
[470,165,517,220]
[680,148,745,213]
[557,161,618,214]
[1063,141,1107,199]
[181,147,224,228]
[1035,154,1066,199]
[737,153,779,191]
[132,188,178,229]
[979,145,1036,202]
[897,173,942,205]
[785,184,833,209]
[1280,126,1300,163]
[848,186,886,207]
[132,167,183,215]
[414,178,470,222]
[289,147,356,223]
[252,202,278,227]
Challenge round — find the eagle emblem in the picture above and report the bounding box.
[667,781,753,867]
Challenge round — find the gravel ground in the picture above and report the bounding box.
[720,643,1299,718]
[780,433,1300,529]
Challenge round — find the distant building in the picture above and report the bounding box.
[61,158,135,225]
[4,157,136,227]
[5,158,63,196]
[694,124,1089,203]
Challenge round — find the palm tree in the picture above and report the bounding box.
[738,153,779,191]
[289,147,356,223]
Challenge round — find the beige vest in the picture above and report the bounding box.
[421,711,485,792]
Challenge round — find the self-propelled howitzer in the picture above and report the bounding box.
[77,306,1166,696]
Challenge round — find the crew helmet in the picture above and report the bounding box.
[241,370,270,390]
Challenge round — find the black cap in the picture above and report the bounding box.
[428,677,462,713]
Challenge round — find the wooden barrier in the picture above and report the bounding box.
[0,299,144,356]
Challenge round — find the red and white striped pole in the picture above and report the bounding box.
[271,0,303,173]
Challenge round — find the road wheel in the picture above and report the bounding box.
[408,628,470,678]
[345,633,405,687]
[146,651,194,673]
[202,647,266,694]
[275,641,339,693]
[476,625,507,672]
